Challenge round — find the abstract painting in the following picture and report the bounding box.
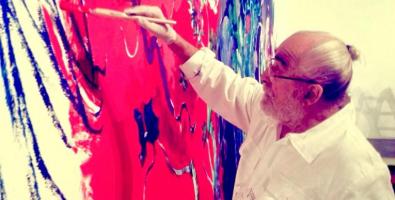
[0,0,273,199]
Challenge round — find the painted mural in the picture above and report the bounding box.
[0,0,273,199]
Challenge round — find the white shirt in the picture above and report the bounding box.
[180,48,395,200]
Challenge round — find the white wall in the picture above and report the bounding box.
[274,0,395,138]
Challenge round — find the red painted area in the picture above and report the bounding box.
[47,0,221,199]
[246,15,251,34]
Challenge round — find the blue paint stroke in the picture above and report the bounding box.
[215,0,274,199]
[0,7,41,200]
[133,99,159,166]
[7,1,73,148]
[43,1,103,133]
[26,156,41,200]
[219,119,243,200]
[179,72,189,91]
[141,31,175,114]
[133,105,157,200]
[0,166,6,200]
[20,0,104,134]
[0,2,66,199]
[0,0,111,198]
[67,12,105,88]
[202,110,222,200]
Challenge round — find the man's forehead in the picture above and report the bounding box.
[275,31,335,67]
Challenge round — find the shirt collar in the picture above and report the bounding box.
[284,102,356,163]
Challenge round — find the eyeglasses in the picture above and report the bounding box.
[265,58,318,84]
[272,74,318,84]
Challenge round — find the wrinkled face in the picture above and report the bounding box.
[260,53,305,124]
[260,31,337,125]
[260,34,314,124]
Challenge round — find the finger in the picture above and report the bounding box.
[165,24,172,31]
[124,6,164,19]
[135,17,166,34]
[135,17,150,29]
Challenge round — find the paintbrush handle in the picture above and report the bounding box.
[59,2,177,25]
[92,8,128,19]
[127,16,177,25]
[92,8,176,25]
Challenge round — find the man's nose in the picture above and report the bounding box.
[260,68,271,86]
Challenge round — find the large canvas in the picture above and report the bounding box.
[0,0,273,199]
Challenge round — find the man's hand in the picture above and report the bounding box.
[124,6,177,44]
[125,5,198,63]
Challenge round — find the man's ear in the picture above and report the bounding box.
[303,84,323,106]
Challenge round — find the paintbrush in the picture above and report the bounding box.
[59,2,177,25]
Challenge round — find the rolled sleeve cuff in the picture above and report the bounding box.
[180,47,216,79]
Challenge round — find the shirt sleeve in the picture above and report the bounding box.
[340,167,395,200]
[180,48,263,132]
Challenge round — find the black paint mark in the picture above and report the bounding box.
[133,99,159,166]
[175,102,196,133]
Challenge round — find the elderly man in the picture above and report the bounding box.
[126,5,395,199]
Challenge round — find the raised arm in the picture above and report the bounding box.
[126,6,263,132]
[124,5,198,63]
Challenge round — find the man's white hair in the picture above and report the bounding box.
[295,31,359,101]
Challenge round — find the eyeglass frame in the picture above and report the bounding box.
[265,58,319,84]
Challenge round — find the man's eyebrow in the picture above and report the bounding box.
[274,54,288,67]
